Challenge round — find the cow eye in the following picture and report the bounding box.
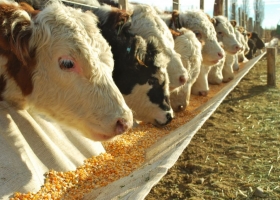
[148,78,158,85]
[217,31,223,36]
[59,59,74,70]
[193,31,202,39]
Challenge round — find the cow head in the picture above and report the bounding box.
[0,1,133,141]
[212,16,242,55]
[178,10,225,66]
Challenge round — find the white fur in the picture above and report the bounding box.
[208,58,224,85]
[0,1,133,141]
[170,28,202,111]
[126,3,188,90]
[191,64,211,96]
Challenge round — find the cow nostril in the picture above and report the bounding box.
[199,91,208,96]
[166,113,173,124]
[179,75,187,85]
[236,45,241,51]
[115,118,129,135]
[217,52,224,58]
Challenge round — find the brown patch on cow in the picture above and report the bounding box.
[169,28,182,39]
[205,13,217,25]
[107,7,131,33]
[0,75,6,101]
[230,20,237,27]
[247,32,252,39]
[0,2,36,96]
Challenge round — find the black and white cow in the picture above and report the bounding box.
[94,5,174,126]
[246,32,265,59]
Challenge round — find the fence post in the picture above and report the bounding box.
[238,8,241,25]
[267,47,277,86]
[200,0,204,10]
[224,0,228,18]
[213,0,224,16]
[118,0,128,10]
[248,17,253,31]
[231,2,236,20]
[173,0,180,11]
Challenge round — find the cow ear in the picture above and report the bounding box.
[247,32,252,39]
[230,20,237,27]
[10,14,34,66]
[210,17,218,26]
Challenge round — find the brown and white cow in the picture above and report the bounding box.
[92,4,174,126]
[0,0,133,141]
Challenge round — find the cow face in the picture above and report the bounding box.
[170,28,202,112]
[112,35,173,126]
[0,1,133,141]
[178,10,225,66]
[213,16,242,55]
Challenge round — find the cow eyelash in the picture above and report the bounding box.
[217,32,223,36]
[59,59,74,70]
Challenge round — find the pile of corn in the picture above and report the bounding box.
[11,81,229,200]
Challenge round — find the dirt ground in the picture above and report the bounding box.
[145,53,280,199]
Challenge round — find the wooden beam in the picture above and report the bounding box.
[224,0,228,18]
[232,2,236,20]
[248,17,253,31]
[238,7,241,25]
[119,0,128,10]
[200,0,204,11]
[173,0,180,11]
[213,0,224,16]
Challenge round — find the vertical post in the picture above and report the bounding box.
[173,0,180,11]
[241,11,245,27]
[224,0,228,18]
[245,14,248,29]
[213,0,224,16]
[200,0,204,11]
[232,2,236,20]
[119,0,128,10]
[238,8,241,25]
[248,17,253,31]
[267,48,277,86]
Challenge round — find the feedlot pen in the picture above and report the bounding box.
[82,53,267,199]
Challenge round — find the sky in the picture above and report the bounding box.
[129,0,280,29]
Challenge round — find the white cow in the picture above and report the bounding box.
[208,17,242,83]
[156,10,225,96]
[0,0,133,141]
[169,28,202,111]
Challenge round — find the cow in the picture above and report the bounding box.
[211,17,242,83]
[234,27,249,63]
[169,28,202,111]
[245,32,265,59]
[0,0,134,141]
[100,1,189,91]
[156,9,225,96]
[93,4,174,125]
